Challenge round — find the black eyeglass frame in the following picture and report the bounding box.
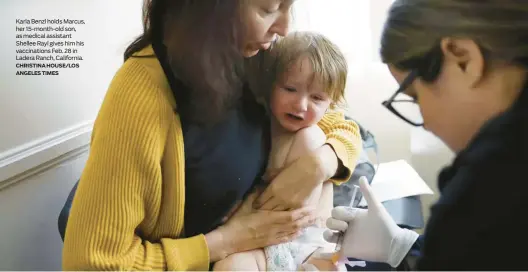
[381,70,423,127]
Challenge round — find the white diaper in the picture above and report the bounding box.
[264,225,335,271]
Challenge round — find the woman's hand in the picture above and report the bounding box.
[209,190,317,259]
[254,144,340,211]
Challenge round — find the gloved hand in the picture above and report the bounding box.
[324,177,419,268]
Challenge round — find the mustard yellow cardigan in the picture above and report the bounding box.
[62,45,363,271]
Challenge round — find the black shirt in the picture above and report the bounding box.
[152,42,270,237]
[415,84,528,270]
[182,101,269,236]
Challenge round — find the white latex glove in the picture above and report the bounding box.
[324,177,419,268]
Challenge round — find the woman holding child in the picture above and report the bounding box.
[62,0,361,271]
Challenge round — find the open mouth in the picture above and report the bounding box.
[286,113,303,121]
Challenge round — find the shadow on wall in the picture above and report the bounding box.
[0,154,87,270]
[410,127,455,223]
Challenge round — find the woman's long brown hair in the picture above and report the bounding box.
[124,0,248,125]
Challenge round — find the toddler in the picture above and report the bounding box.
[214,31,349,271]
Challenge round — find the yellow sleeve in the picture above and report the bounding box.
[317,110,363,185]
[62,59,210,271]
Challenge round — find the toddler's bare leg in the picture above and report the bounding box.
[259,126,336,271]
[286,126,333,226]
[284,125,327,165]
[212,249,267,271]
[267,125,327,179]
[284,127,338,270]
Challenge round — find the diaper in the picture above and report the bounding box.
[264,225,335,271]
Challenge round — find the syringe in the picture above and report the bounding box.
[334,183,359,252]
[330,178,364,266]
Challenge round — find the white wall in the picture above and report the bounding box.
[0,0,143,270]
[0,0,143,182]
[292,0,455,222]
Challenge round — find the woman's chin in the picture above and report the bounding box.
[242,48,260,58]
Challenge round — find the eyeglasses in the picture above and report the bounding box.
[382,70,424,127]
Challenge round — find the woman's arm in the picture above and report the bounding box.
[317,111,363,184]
[62,60,211,271]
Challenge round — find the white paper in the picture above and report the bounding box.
[358,159,434,206]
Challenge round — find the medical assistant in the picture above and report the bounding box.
[409,82,528,270]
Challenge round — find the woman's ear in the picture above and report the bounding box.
[440,37,485,88]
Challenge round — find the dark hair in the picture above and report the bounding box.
[124,0,247,125]
[380,0,528,82]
